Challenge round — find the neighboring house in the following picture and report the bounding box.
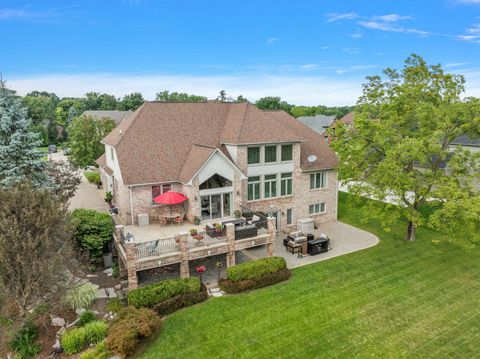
[297,115,337,135]
[339,111,354,126]
[450,135,480,153]
[97,102,339,230]
[81,110,133,126]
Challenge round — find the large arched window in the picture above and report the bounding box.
[199,174,232,190]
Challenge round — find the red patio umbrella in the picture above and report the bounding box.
[153,191,188,205]
[153,191,188,216]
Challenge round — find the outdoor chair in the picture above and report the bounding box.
[174,216,184,224]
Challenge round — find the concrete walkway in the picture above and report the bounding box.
[241,221,379,269]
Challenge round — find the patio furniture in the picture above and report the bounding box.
[174,215,184,224]
[286,240,303,254]
[307,236,329,256]
[234,223,257,240]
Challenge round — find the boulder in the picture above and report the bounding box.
[75,308,86,316]
[51,317,65,327]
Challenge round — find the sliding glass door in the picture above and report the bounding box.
[200,192,232,220]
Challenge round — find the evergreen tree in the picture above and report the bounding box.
[0,81,46,187]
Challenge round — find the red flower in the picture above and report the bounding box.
[196,265,206,274]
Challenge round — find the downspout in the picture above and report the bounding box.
[335,172,339,221]
[129,186,134,225]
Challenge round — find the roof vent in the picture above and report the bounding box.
[307,155,317,163]
[119,129,122,135]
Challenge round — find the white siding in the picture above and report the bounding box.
[247,162,294,177]
[225,145,238,163]
[104,144,124,183]
[198,152,235,184]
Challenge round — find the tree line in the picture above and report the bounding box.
[21,89,353,145]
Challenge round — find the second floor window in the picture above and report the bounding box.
[152,184,171,202]
[310,171,327,189]
[264,174,277,198]
[247,147,260,165]
[247,176,261,200]
[264,145,277,163]
[280,172,293,196]
[281,144,293,161]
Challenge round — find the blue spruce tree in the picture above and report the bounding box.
[0,81,46,187]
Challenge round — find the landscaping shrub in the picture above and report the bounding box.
[61,320,108,355]
[84,171,100,185]
[128,277,201,308]
[219,268,291,294]
[106,298,125,313]
[79,341,110,359]
[77,310,97,327]
[63,283,97,310]
[105,307,161,357]
[71,209,114,262]
[153,283,208,316]
[226,256,287,282]
[9,319,40,359]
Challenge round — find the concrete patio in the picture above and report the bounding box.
[239,221,379,269]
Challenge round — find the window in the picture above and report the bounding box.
[309,203,326,215]
[264,145,277,163]
[152,184,171,202]
[280,172,293,196]
[264,174,277,198]
[247,147,260,165]
[286,208,293,225]
[281,144,293,161]
[310,171,327,189]
[199,174,232,190]
[247,176,261,200]
[152,185,161,201]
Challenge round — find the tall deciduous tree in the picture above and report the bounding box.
[156,90,207,102]
[21,91,59,124]
[255,96,292,113]
[117,92,144,111]
[0,182,72,314]
[0,81,46,187]
[331,54,480,242]
[67,115,115,168]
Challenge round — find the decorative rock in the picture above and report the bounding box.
[56,326,66,337]
[103,313,109,319]
[52,338,62,352]
[95,288,108,299]
[210,288,221,293]
[75,308,86,315]
[211,292,223,297]
[114,284,122,290]
[51,317,66,327]
[86,274,98,278]
[105,288,117,298]
[103,268,113,275]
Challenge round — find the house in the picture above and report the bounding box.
[81,110,133,126]
[297,115,337,134]
[97,102,338,231]
[450,135,480,153]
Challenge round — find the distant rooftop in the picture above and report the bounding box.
[451,134,480,147]
[82,110,133,125]
[297,115,336,134]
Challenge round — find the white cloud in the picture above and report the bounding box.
[325,12,359,23]
[6,72,364,106]
[0,6,84,23]
[444,62,470,68]
[349,32,364,39]
[358,21,429,36]
[467,23,480,34]
[373,14,412,22]
[265,37,278,45]
[454,0,480,3]
[457,34,480,43]
[299,64,318,70]
[320,46,331,50]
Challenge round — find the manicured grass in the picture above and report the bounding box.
[138,192,480,359]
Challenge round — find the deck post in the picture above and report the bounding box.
[266,217,276,257]
[124,239,138,290]
[225,223,236,267]
[178,232,190,278]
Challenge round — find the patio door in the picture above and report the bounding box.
[200,192,232,220]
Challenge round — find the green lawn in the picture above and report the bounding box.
[138,192,480,359]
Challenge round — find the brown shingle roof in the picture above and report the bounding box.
[95,153,106,168]
[340,111,354,125]
[103,102,337,185]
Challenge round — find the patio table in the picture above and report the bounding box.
[161,213,181,224]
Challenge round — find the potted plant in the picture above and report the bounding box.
[214,223,223,233]
[190,228,198,236]
[234,209,242,219]
[215,261,224,281]
[196,265,206,283]
[193,233,204,241]
[193,216,201,225]
[104,191,113,207]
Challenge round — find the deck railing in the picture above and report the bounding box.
[135,237,177,259]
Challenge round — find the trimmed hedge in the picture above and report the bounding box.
[61,320,108,355]
[219,268,291,293]
[153,283,208,316]
[84,171,100,185]
[128,277,201,308]
[226,256,287,282]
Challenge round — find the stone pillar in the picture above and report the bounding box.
[124,240,138,290]
[118,257,127,278]
[266,216,276,257]
[225,223,236,267]
[178,232,190,278]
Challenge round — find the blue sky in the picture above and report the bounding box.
[1,0,480,105]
